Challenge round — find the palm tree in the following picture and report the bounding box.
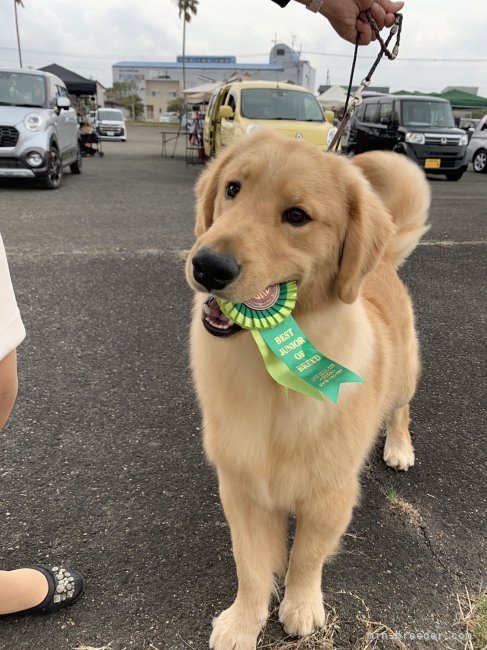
[174,0,199,90]
[14,0,24,68]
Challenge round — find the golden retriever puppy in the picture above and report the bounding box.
[185,129,430,650]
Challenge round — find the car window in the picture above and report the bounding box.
[379,102,393,121]
[401,101,455,128]
[363,102,379,123]
[240,88,324,122]
[227,93,237,112]
[56,84,69,99]
[97,109,124,121]
[0,71,45,107]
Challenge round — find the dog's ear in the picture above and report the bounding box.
[194,148,233,237]
[335,173,395,304]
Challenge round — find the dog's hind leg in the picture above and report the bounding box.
[210,473,287,650]
[383,402,415,471]
[279,481,357,637]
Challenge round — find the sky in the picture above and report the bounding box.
[1,0,487,97]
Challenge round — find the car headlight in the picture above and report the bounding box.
[24,113,44,132]
[459,134,469,146]
[326,127,338,147]
[405,132,425,145]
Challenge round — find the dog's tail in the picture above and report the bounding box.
[353,151,431,268]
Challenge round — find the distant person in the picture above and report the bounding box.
[0,233,84,617]
[271,0,404,45]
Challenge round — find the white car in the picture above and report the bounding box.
[159,111,179,124]
[466,114,487,173]
[95,108,127,141]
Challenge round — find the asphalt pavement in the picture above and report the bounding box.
[0,126,485,650]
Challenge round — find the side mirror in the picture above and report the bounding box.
[324,110,334,123]
[219,105,234,120]
[56,96,70,111]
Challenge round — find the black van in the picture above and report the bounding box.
[344,94,469,181]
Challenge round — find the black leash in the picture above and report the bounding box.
[328,12,403,152]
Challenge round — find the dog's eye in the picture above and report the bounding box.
[225,182,241,199]
[282,208,311,227]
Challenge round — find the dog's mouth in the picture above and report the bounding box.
[201,296,242,337]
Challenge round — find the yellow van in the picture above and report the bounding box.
[203,80,336,157]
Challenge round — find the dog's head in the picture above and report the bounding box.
[186,129,395,337]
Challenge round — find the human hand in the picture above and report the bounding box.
[320,0,404,45]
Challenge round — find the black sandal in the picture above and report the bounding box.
[3,565,85,616]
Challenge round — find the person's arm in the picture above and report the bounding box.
[0,350,18,430]
[0,233,25,430]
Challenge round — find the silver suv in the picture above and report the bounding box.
[466,114,487,174]
[0,69,82,189]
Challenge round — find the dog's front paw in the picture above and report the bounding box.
[383,440,415,471]
[209,604,264,650]
[278,590,325,636]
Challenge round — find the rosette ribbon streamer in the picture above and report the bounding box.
[217,282,364,403]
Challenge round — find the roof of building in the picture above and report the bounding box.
[113,61,284,71]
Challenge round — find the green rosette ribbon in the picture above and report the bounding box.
[217,282,364,404]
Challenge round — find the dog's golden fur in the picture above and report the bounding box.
[186,129,430,650]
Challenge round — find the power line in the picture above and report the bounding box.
[1,44,486,65]
[302,50,487,63]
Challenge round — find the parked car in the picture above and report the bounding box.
[94,108,127,141]
[159,111,179,124]
[0,68,82,189]
[344,94,469,181]
[466,114,487,173]
[458,117,480,141]
[203,80,336,157]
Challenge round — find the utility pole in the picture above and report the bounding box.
[14,0,24,68]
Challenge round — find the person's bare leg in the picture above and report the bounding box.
[0,569,49,615]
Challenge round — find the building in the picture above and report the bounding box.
[113,44,316,121]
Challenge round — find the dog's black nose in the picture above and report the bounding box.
[192,248,240,292]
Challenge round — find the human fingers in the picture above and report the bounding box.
[383,11,398,27]
[379,0,404,13]
[368,2,387,29]
[356,18,374,45]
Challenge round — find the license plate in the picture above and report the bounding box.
[425,158,441,169]
[107,131,114,136]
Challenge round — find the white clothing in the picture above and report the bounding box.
[0,233,26,361]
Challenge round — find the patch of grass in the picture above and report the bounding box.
[177,249,189,261]
[456,587,487,650]
[382,487,421,526]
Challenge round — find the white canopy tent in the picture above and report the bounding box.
[317,85,348,111]
[182,81,222,103]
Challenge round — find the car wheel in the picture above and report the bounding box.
[472,149,487,173]
[40,146,63,189]
[445,170,464,181]
[70,144,83,175]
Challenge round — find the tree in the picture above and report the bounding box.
[167,96,185,120]
[105,81,144,120]
[14,0,24,68]
[173,0,199,90]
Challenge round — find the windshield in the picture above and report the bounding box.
[97,109,123,121]
[401,101,455,128]
[241,88,324,122]
[0,71,45,107]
